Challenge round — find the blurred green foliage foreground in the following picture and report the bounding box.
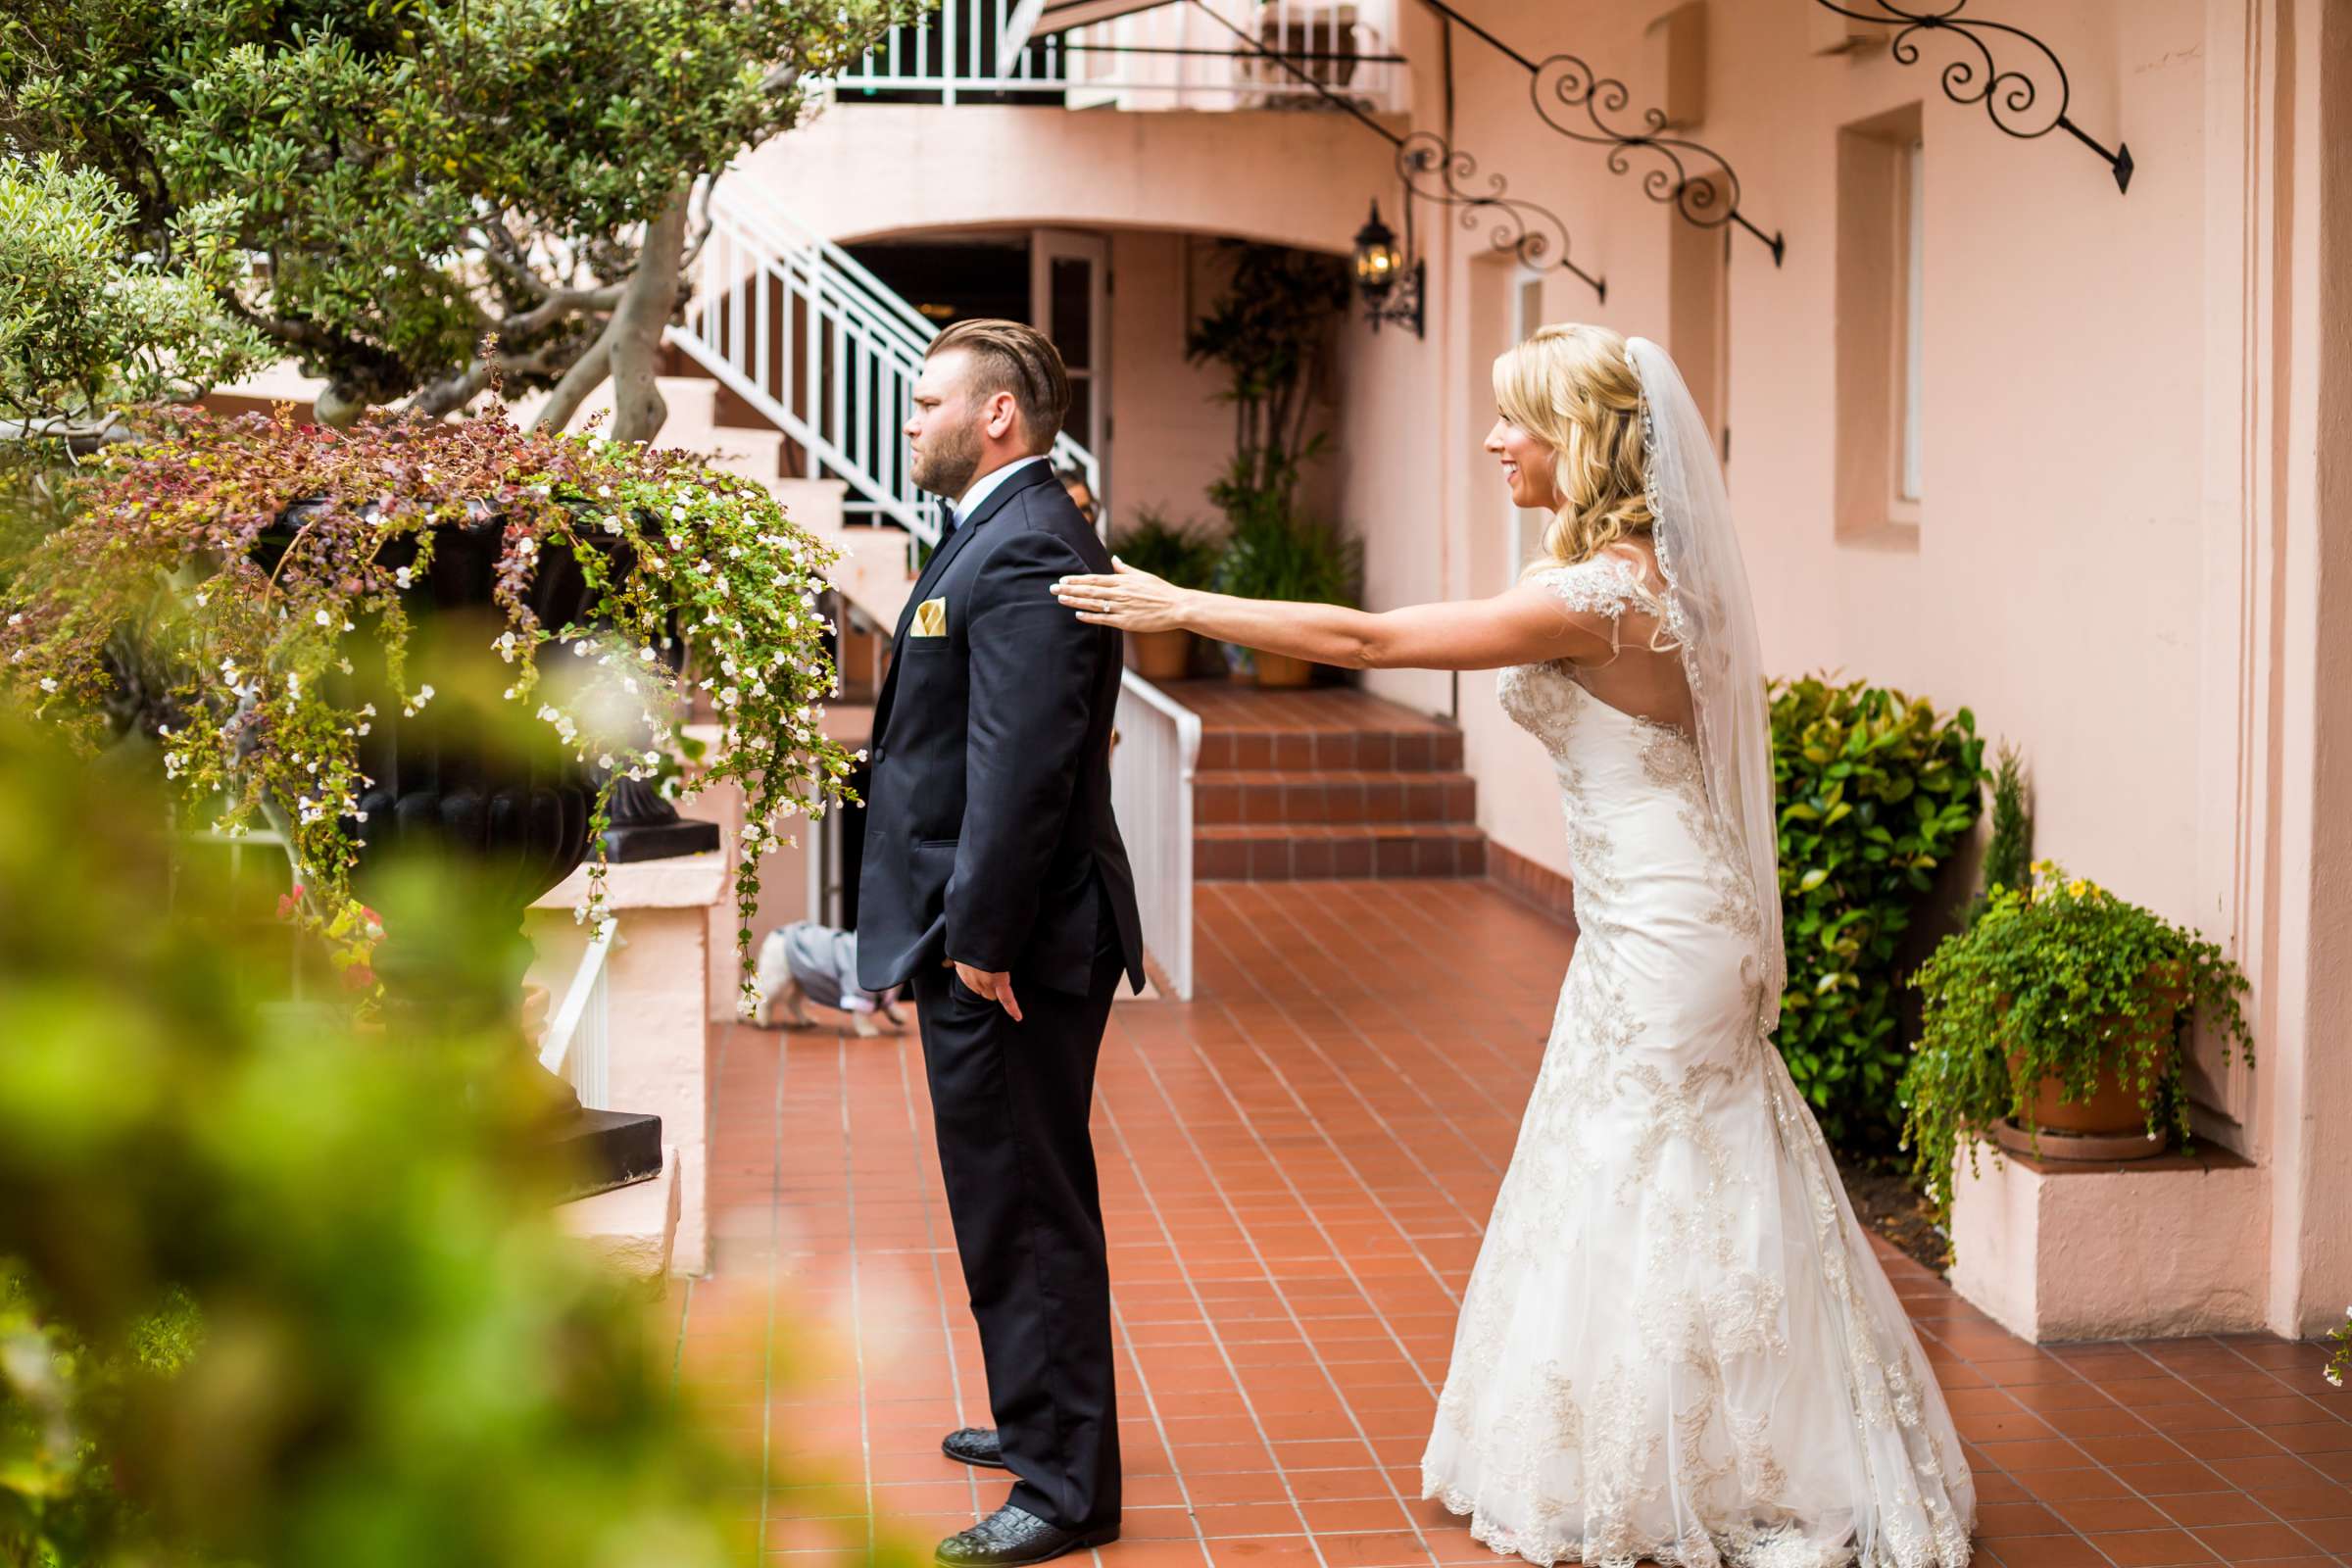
[0,718,903,1568]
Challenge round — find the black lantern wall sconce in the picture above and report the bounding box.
[1352,200,1424,336]
[1812,1,2134,192]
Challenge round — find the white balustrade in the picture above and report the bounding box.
[672,202,1100,550]
[540,916,617,1109]
[1110,669,1200,1000]
[820,0,1405,116]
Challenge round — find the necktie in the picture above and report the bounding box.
[941,502,959,535]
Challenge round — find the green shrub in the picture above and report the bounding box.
[1901,865,2252,1224]
[0,719,909,1568]
[1770,676,1986,1152]
[1110,509,1221,590]
[0,154,269,442]
[1211,491,1360,609]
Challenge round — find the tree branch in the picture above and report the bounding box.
[498,282,627,345]
[530,328,615,434]
[605,182,695,444]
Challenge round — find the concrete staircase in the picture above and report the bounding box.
[535,368,920,637]
[1177,682,1487,880]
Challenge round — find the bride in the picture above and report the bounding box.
[1052,325,1975,1568]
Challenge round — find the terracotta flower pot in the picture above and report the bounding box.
[1129,628,1194,682]
[1252,651,1314,689]
[1995,964,2186,1162]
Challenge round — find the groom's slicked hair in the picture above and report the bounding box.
[930,318,1071,455]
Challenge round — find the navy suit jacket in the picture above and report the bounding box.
[855,461,1146,997]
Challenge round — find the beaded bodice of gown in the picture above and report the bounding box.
[1419,558,1975,1568]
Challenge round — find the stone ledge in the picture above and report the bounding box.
[1949,1139,2268,1342]
[532,852,728,911]
[558,1146,681,1292]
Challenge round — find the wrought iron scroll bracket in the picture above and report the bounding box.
[1813,1,2133,193]
[1182,0,1606,303]
[1417,0,1786,267]
[1394,130,1606,301]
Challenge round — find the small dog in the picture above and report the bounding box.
[752,921,906,1038]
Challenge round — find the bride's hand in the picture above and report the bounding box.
[1054,559,1189,633]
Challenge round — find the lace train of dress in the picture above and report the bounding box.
[1419,565,1975,1568]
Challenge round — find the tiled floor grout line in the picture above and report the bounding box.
[1192,887,1491,1301]
[1092,1101,1237,1568]
[1914,1336,2275,1568]
[757,1009,792,1560]
[1095,1038,1335,1566]
[1966,1332,2342,1557]
[1112,998,1445,1564]
[2107,1338,2340,1553]
[1183,910,1468,1338]
[886,1028,992,1524]
[834,1033,878,1558]
[1320,877,1576,1128]
[1202,881,1526,1232]
[1259,873,1565,1125]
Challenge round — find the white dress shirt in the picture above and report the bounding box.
[949,455,1049,530]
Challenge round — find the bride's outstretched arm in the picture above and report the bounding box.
[1052,560,1617,672]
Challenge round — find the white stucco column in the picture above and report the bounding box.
[528,855,726,1277]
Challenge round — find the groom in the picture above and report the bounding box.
[857,318,1146,1568]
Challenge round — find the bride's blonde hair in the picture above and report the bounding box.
[1494,322,1654,574]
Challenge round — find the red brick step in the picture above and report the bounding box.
[1196,822,1487,880]
[1195,768,1477,829]
[1152,679,1487,882]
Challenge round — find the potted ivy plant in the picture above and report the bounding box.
[0,409,858,1022]
[1210,505,1361,689]
[1900,860,2253,1221]
[1108,509,1220,682]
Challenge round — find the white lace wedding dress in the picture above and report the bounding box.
[1419,557,1976,1568]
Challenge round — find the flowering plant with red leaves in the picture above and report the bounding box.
[2,409,857,1006]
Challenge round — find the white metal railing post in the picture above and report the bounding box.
[541,916,620,1108]
[836,0,1403,112]
[1110,669,1199,999]
[671,202,1102,552]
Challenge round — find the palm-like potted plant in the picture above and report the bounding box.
[1108,509,1220,681]
[1210,503,1361,689]
[1203,457,1360,689]
[1900,861,2253,1222]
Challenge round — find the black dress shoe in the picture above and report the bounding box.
[941,1426,1009,1469]
[935,1504,1117,1568]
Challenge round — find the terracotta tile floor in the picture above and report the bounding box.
[669,880,2351,1567]
[1155,681,1458,738]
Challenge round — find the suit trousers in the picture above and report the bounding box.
[912,924,1124,1532]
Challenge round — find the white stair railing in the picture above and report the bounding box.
[821,0,1406,113]
[1110,669,1199,999]
[541,916,618,1109]
[672,201,1100,550]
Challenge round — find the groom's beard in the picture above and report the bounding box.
[911,419,983,500]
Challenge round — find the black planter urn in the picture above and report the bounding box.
[315,512,708,1198]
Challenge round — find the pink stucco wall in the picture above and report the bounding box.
[719,0,2352,1338]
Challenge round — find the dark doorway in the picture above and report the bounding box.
[844,235,1033,331]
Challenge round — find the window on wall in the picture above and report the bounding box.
[1834,102,1925,542]
[1667,172,1732,463]
[1897,139,1925,504]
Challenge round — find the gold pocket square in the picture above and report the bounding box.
[912,597,949,638]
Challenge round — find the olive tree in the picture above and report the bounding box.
[0,154,270,446]
[0,0,925,437]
